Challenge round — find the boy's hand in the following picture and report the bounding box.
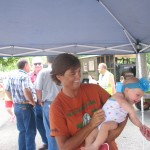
[90,109,105,128]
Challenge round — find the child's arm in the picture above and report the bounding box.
[119,100,142,128]
[128,108,142,128]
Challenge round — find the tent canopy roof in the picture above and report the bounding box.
[0,0,150,56]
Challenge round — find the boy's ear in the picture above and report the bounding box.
[56,75,63,81]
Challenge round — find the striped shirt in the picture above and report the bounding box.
[5,69,32,103]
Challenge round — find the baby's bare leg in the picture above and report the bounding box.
[84,128,98,146]
[92,121,118,149]
[82,121,118,150]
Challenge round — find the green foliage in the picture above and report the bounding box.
[146,53,150,63]
[0,56,47,72]
[146,53,150,72]
[0,57,19,71]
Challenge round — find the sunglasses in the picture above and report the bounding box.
[34,63,41,66]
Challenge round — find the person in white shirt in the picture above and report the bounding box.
[98,63,116,95]
[35,56,59,150]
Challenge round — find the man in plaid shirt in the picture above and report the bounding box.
[5,58,36,150]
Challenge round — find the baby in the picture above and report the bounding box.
[81,77,149,150]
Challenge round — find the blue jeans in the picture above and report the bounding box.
[34,104,48,145]
[43,101,58,150]
[14,104,36,150]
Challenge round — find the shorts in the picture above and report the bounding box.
[5,101,13,108]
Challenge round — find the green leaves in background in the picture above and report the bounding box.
[0,57,19,71]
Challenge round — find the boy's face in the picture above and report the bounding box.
[57,67,81,91]
[125,88,144,104]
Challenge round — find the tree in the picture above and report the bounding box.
[0,56,47,72]
[146,53,150,73]
[0,57,19,71]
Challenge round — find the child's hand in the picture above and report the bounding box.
[140,124,145,130]
[140,125,150,141]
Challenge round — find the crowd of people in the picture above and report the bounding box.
[1,53,150,150]
[4,56,59,150]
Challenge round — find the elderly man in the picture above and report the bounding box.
[30,57,43,83]
[30,57,48,150]
[98,63,116,95]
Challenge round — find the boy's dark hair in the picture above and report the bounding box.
[17,58,28,69]
[51,53,81,85]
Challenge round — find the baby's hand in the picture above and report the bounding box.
[140,125,150,141]
[140,124,145,130]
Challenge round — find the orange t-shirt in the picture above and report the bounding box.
[50,84,117,150]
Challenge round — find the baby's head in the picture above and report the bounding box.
[122,77,149,104]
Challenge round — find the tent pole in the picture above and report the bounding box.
[137,53,145,150]
[123,30,137,53]
[98,0,136,43]
[140,44,150,53]
[137,53,144,122]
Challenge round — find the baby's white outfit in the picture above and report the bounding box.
[98,98,128,129]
